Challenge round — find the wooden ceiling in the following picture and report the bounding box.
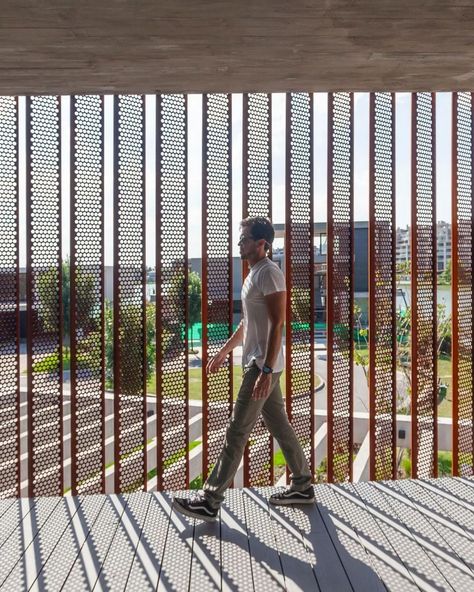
[1,1,473,95]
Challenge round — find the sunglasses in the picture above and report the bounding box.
[238,234,255,245]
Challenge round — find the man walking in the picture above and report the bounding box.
[174,217,313,522]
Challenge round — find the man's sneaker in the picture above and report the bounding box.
[269,486,315,506]
[173,494,218,523]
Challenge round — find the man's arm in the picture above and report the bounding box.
[251,290,286,400]
[263,291,286,368]
[206,319,244,375]
[221,319,244,356]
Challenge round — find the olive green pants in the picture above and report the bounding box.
[203,362,312,509]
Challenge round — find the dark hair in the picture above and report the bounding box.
[240,216,275,251]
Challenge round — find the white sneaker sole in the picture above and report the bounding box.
[173,501,218,523]
[269,497,315,506]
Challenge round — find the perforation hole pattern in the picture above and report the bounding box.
[0,97,19,498]
[28,96,62,496]
[372,93,396,480]
[203,94,232,477]
[115,95,146,492]
[413,92,436,479]
[288,93,313,472]
[157,94,188,490]
[243,93,273,486]
[455,92,474,476]
[329,92,353,483]
[71,95,104,494]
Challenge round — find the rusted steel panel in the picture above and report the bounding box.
[285,93,315,477]
[242,93,273,486]
[327,92,354,483]
[202,94,233,481]
[113,95,147,492]
[452,92,474,477]
[368,93,397,481]
[155,94,189,490]
[411,92,437,479]
[26,96,63,497]
[0,97,20,498]
[70,96,105,495]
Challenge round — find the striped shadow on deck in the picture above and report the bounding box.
[1,478,474,591]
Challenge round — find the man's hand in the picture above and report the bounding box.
[251,372,272,400]
[206,350,227,376]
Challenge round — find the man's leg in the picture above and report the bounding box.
[261,378,312,492]
[202,364,282,508]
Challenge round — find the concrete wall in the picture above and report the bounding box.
[1,1,473,94]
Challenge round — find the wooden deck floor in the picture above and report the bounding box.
[1,478,474,591]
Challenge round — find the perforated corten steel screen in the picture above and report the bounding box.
[411,92,437,479]
[327,92,353,483]
[3,91,473,499]
[0,97,20,499]
[285,93,314,475]
[202,94,233,480]
[113,95,147,492]
[452,92,474,477]
[242,93,273,486]
[26,96,63,497]
[368,93,396,481]
[156,94,189,490]
[70,96,105,495]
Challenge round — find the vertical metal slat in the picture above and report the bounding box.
[368,92,397,481]
[327,92,354,483]
[0,97,20,498]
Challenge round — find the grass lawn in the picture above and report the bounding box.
[147,366,322,400]
[354,346,453,417]
[437,355,452,417]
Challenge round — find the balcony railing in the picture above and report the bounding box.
[0,92,473,499]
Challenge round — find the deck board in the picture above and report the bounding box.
[94,492,152,591]
[293,501,353,592]
[0,498,16,520]
[1,479,474,591]
[0,497,61,590]
[417,479,474,540]
[61,494,129,591]
[394,479,474,577]
[220,488,254,592]
[354,480,452,591]
[314,483,386,592]
[378,480,474,591]
[243,488,286,590]
[124,492,173,591]
[31,495,108,592]
[188,503,221,590]
[0,498,38,549]
[10,496,84,592]
[333,483,418,591]
[266,488,320,591]
[155,491,194,592]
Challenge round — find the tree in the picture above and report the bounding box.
[166,266,202,353]
[439,259,451,285]
[291,286,312,325]
[104,299,156,390]
[36,256,97,358]
[353,279,452,415]
[188,270,201,351]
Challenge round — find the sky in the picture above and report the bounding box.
[16,92,453,268]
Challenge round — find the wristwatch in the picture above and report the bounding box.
[261,364,273,375]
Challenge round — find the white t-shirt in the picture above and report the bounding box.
[241,257,286,372]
